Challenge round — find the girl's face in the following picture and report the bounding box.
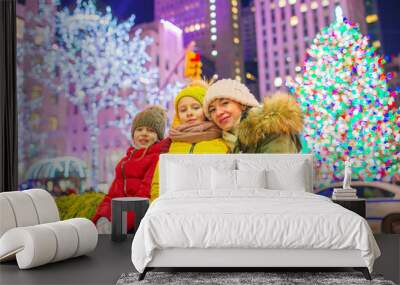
[177,96,205,125]
[208,98,244,131]
[133,126,158,149]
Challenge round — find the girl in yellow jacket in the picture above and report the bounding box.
[150,80,229,201]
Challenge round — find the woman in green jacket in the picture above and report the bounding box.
[203,79,303,153]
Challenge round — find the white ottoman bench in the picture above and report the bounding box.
[0,189,98,269]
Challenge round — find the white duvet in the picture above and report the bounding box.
[131,190,380,273]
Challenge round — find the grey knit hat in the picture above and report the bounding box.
[131,106,167,140]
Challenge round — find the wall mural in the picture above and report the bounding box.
[16,0,399,234]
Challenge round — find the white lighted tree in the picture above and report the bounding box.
[24,0,182,189]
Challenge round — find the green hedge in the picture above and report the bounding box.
[55,192,105,220]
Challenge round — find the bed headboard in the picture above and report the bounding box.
[159,154,314,195]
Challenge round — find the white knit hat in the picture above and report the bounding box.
[203,79,259,119]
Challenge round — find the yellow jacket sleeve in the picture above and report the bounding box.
[150,162,160,203]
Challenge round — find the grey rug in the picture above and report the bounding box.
[116,271,395,285]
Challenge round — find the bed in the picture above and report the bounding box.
[131,154,380,280]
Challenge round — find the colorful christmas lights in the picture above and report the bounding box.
[287,18,400,188]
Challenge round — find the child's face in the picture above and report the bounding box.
[133,126,158,149]
[177,96,205,125]
[208,98,244,131]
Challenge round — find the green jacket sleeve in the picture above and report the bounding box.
[257,134,298,153]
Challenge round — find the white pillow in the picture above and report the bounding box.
[211,169,267,190]
[167,162,211,191]
[266,167,307,191]
[236,169,267,189]
[237,159,308,192]
[211,168,237,190]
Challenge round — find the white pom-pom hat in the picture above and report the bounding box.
[203,79,259,119]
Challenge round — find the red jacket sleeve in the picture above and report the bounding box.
[92,178,120,224]
[137,159,158,198]
[135,139,170,197]
[159,138,172,153]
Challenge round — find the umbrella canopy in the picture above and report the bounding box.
[25,156,89,180]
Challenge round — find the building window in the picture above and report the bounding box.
[274,77,283,87]
[48,117,58,131]
[291,5,295,16]
[290,15,298,26]
[324,15,329,26]
[281,7,285,19]
[311,1,318,10]
[295,46,300,63]
[50,94,59,105]
[31,85,42,99]
[313,11,318,33]
[16,17,25,39]
[303,18,308,36]
[261,5,265,20]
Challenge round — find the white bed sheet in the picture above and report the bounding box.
[131,190,380,273]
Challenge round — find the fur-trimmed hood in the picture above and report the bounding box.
[237,93,304,147]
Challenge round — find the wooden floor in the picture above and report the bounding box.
[0,235,398,285]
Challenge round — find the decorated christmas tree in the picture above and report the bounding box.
[287,8,400,188]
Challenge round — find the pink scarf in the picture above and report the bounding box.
[169,121,222,144]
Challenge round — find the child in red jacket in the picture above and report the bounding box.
[92,106,171,234]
